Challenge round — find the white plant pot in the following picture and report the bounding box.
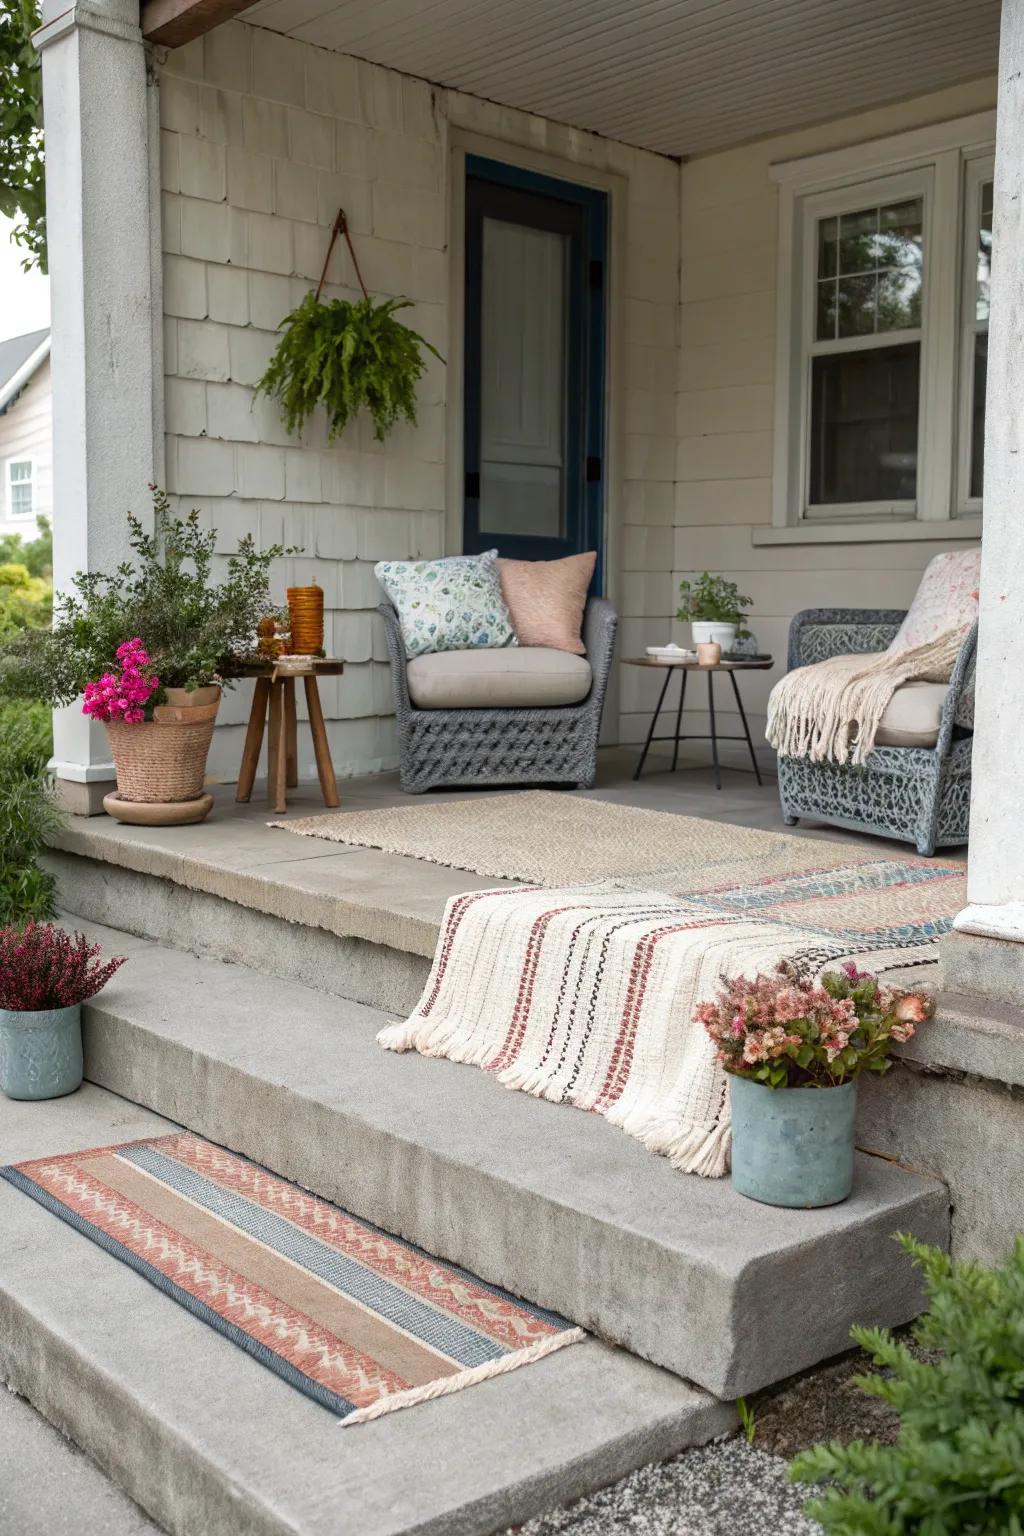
[691,621,736,650]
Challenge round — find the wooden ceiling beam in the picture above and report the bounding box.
[142,0,255,49]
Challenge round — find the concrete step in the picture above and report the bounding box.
[46,811,470,1015]
[73,919,949,1400]
[0,1086,729,1536]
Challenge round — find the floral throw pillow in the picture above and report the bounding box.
[889,547,981,653]
[375,551,518,658]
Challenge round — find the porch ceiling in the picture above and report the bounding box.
[235,0,1000,157]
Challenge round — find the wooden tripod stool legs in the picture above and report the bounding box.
[236,673,338,813]
[304,675,339,807]
[236,677,271,803]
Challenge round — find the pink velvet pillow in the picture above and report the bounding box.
[497,552,596,656]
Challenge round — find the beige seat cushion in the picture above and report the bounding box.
[407,647,593,710]
[874,682,950,748]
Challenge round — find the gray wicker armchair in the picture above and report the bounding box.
[777,608,976,857]
[379,597,618,793]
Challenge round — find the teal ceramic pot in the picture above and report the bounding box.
[729,1074,857,1208]
[0,1004,84,1100]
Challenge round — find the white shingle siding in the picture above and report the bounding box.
[159,19,680,777]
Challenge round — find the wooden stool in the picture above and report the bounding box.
[235,661,344,815]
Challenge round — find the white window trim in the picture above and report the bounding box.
[769,109,995,542]
[957,151,995,516]
[5,456,36,521]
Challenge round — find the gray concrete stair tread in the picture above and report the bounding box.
[0,1387,160,1536]
[76,920,949,1397]
[49,797,493,958]
[0,1085,728,1536]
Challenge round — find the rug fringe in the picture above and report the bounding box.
[608,1101,732,1177]
[339,1327,587,1426]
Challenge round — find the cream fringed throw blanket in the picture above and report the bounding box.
[378,865,963,1176]
[766,628,966,767]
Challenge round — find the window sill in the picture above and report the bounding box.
[752,517,982,548]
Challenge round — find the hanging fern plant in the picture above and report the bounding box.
[256,210,442,445]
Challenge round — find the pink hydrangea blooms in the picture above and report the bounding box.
[695,960,932,1088]
[82,638,160,725]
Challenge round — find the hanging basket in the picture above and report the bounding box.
[105,689,220,803]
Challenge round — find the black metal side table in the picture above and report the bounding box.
[625,656,774,789]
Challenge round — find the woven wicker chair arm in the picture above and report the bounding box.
[377,603,412,713]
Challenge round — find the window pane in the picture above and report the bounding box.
[817,216,838,279]
[976,179,993,322]
[809,342,920,505]
[10,483,32,517]
[878,200,923,269]
[816,279,838,340]
[836,273,876,337]
[970,331,988,499]
[838,207,878,274]
[9,461,31,483]
[877,267,922,331]
[479,217,567,539]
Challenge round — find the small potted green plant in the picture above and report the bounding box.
[677,572,753,651]
[0,921,126,1100]
[697,961,931,1207]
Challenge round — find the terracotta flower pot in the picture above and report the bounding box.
[105,686,221,805]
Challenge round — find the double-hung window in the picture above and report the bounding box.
[770,111,995,541]
[7,460,34,520]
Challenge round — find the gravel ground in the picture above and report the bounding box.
[515,1439,820,1536]
[508,1336,915,1535]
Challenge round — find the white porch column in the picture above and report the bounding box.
[35,0,162,814]
[947,0,1024,999]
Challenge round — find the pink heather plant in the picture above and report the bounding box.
[695,960,932,1089]
[0,921,126,1011]
[82,637,160,724]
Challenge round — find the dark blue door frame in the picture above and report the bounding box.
[462,153,608,592]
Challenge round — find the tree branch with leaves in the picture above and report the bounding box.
[0,0,45,273]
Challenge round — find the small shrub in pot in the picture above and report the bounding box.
[0,922,126,1100]
[697,962,931,1207]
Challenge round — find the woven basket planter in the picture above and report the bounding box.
[105,688,220,804]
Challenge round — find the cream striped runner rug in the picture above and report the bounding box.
[378,860,965,1177]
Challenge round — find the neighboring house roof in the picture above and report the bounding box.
[0,328,50,417]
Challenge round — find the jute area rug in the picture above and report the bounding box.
[2,1132,582,1422]
[272,790,873,891]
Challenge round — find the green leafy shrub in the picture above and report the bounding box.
[0,559,51,640]
[0,487,293,705]
[0,515,53,578]
[0,699,58,925]
[791,1234,1024,1533]
[256,291,442,444]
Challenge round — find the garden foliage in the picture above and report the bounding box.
[791,1234,1024,1533]
[0,698,58,925]
[0,486,292,704]
[0,0,45,270]
[256,291,442,444]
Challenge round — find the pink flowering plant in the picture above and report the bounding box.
[696,961,932,1089]
[82,637,160,725]
[0,921,126,1011]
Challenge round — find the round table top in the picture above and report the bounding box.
[624,655,774,671]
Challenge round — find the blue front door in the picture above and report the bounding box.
[463,155,608,589]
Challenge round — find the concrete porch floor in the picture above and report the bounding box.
[51,746,966,964]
